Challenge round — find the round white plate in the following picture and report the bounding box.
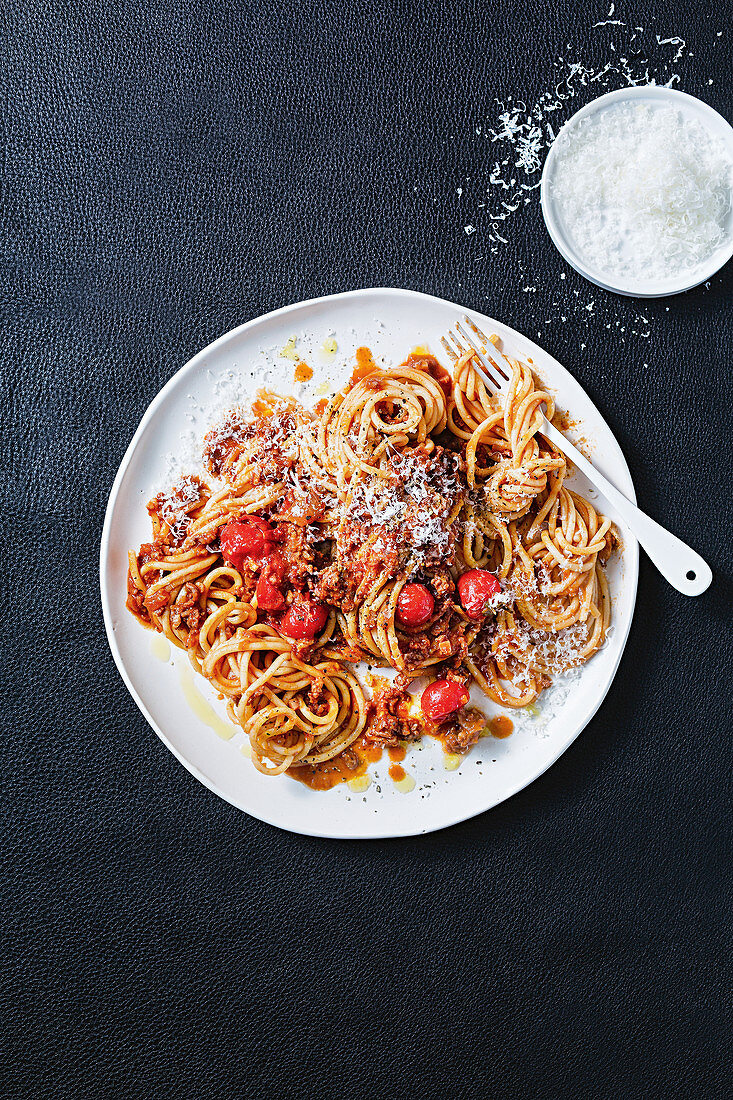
[540,87,733,298]
[100,288,638,838]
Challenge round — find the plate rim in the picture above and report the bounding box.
[100,286,639,838]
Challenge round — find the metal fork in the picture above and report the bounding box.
[442,317,712,596]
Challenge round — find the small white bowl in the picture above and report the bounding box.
[540,87,733,298]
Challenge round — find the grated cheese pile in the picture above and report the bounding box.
[461,8,729,272]
[549,103,732,280]
[158,475,204,542]
[344,446,462,570]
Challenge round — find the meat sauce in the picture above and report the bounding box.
[404,351,453,400]
[290,712,512,790]
[293,361,313,383]
[387,744,408,784]
[292,739,416,791]
[351,346,378,383]
[488,715,514,739]
[133,345,506,791]
[291,736,383,791]
[364,678,423,746]
[349,348,452,403]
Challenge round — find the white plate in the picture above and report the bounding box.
[100,288,638,838]
[540,87,733,298]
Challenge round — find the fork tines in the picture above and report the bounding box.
[441,316,513,394]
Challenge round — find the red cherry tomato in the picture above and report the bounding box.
[421,680,470,722]
[457,569,501,620]
[255,554,286,611]
[220,517,275,569]
[280,596,329,639]
[248,515,277,539]
[396,583,435,628]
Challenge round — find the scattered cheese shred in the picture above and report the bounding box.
[549,103,732,281]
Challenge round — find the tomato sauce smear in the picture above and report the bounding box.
[291,736,383,791]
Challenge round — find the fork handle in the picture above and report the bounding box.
[540,419,712,597]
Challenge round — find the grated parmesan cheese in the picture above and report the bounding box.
[344,445,462,571]
[464,11,726,263]
[157,475,204,542]
[549,102,732,281]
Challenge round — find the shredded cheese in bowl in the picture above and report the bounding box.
[541,89,733,295]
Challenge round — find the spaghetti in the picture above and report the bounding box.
[127,341,616,781]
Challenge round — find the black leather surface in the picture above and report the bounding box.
[3,1,732,1096]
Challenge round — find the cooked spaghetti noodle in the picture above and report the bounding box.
[127,341,616,781]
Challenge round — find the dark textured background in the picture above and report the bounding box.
[3,1,732,1096]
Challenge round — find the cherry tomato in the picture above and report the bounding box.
[220,517,275,569]
[255,554,286,611]
[280,596,329,639]
[457,569,501,620]
[396,583,435,628]
[421,680,470,722]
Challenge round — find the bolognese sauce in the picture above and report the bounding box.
[126,342,616,787]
